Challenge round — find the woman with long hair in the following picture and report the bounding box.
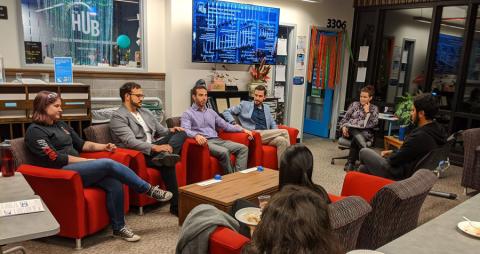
[231,143,330,237]
[24,91,172,242]
[242,185,341,254]
[279,143,330,202]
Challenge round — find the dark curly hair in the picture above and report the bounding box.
[414,93,439,120]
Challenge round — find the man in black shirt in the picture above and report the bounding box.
[358,94,447,180]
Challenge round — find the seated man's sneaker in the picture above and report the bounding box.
[113,226,141,242]
[147,185,173,202]
[151,152,181,167]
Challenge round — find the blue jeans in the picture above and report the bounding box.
[63,158,150,231]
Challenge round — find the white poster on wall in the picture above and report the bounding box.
[277,38,288,56]
[275,86,285,102]
[297,36,307,54]
[275,65,286,82]
[356,67,367,83]
[358,46,369,62]
[389,46,402,80]
[401,50,408,64]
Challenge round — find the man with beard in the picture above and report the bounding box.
[181,81,251,174]
[357,93,447,180]
[109,82,187,215]
[222,85,290,167]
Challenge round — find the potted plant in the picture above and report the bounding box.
[395,94,414,141]
[249,53,271,96]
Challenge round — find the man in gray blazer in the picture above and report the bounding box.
[223,85,289,166]
[109,82,186,215]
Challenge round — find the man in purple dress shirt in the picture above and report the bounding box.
[181,84,251,173]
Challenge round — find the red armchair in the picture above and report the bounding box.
[248,125,299,169]
[10,138,130,249]
[84,123,191,215]
[166,117,250,184]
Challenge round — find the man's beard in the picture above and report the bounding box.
[412,112,419,126]
[130,100,141,108]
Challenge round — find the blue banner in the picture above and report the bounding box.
[54,57,73,83]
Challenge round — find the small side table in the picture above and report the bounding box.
[0,173,59,254]
[384,136,404,150]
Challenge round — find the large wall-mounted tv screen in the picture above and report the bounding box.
[192,0,280,64]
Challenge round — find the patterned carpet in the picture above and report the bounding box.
[5,137,474,254]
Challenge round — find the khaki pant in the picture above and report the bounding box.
[256,129,290,166]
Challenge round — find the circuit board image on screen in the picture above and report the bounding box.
[192,0,280,64]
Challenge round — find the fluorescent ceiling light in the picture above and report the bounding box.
[35,3,64,13]
[302,0,320,3]
[115,0,139,3]
[413,16,480,33]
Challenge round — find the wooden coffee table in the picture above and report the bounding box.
[178,168,278,225]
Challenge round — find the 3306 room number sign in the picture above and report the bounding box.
[327,19,347,29]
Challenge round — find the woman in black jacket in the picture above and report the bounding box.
[25,91,172,242]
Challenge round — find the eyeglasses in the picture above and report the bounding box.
[47,92,58,99]
[129,93,145,99]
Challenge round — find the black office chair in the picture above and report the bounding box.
[331,137,374,165]
[413,130,463,199]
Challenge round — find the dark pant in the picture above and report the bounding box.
[149,131,187,213]
[230,199,257,238]
[63,158,150,231]
[358,148,397,179]
[153,131,187,155]
[348,128,368,163]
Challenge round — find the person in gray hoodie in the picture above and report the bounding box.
[176,204,239,254]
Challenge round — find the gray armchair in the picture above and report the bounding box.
[355,169,437,249]
[329,196,372,252]
[462,128,480,193]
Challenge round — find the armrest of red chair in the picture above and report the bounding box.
[176,139,196,186]
[186,137,212,183]
[278,125,299,145]
[218,131,250,146]
[328,193,346,203]
[112,148,150,180]
[17,164,87,238]
[247,131,263,167]
[340,171,394,203]
[80,151,132,167]
[209,226,250,254]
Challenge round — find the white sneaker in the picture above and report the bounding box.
[113,226,141,242]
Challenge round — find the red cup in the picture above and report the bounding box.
[0,143,14,177]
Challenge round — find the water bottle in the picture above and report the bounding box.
[435,159,450,178]
[0,141,15,177]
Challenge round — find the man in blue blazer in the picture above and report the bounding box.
[223,85,290,166]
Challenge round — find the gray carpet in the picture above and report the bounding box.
[5,137,473,253]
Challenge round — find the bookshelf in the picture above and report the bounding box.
[0,83,91,141]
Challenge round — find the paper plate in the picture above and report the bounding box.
[457,221,480,238]
[235,207,261,226]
